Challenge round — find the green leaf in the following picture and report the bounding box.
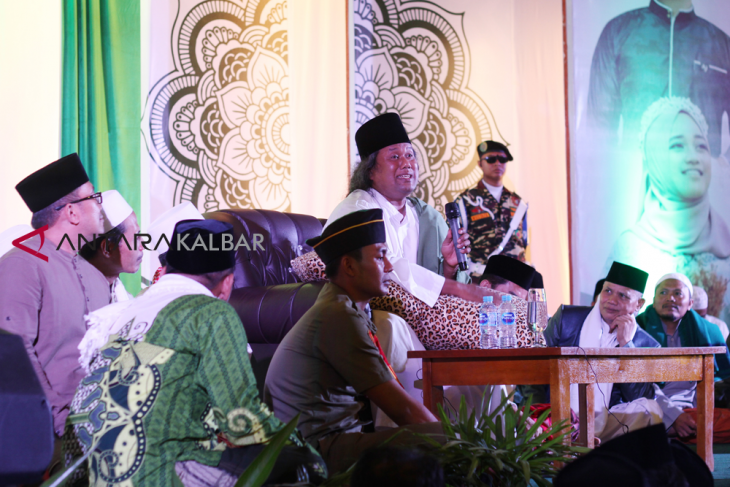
[234,413,302,487]
[520,459,531,483]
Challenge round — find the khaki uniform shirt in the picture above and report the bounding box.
[457,180,527,267]
[264,283,393,444]
[0,236,110,435]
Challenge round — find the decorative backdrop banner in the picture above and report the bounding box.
[138,0,569,304]
[348,0,506,213]
[568,0,730,322]
[143,0,289,216]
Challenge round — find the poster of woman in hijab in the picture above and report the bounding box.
[569,0,730,322]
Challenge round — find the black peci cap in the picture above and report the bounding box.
[355,113,411,160]
[477,140,513,161]
[530,271,544,289]
[483,255,536,291]
[308,209,386,266]
[16,153,90,212]
[605,262,649,294]
[166,219,236,275]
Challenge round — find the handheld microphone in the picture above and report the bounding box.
[444,202,469,272]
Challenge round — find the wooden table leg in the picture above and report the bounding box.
[421,359,444,415]
[696,354,715,471]
[550,359,572,445]
[578,383,595,448]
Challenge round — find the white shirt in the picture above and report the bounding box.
[483,180,504,202]
[326,189,446,307]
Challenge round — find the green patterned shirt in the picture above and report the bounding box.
[70,294,286,485]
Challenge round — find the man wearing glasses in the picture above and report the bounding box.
[456,140,528,278]
[0,153,111,456]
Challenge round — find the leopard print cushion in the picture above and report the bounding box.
[291,251,327,282]
[291,252,536,350]
[371,282,534,350]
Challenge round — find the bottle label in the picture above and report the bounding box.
[478,315,488,326]
[501,312,515,325]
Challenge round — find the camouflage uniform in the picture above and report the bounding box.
[457,180,528,272]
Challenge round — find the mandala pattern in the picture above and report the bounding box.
[144,0,291,212]
[352,0,505,211]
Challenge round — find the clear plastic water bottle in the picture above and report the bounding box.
[499,295,517,349]
[479,296,499,349]
[487,298,500,348]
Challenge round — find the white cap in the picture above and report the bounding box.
[655,272,694,299]
[0,224,34,258]
[147,202,204,254]
[693,286,708,310]
[101,190,134,232]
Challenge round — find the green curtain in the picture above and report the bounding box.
[62,0,141,295]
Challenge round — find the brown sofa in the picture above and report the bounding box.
[204,209,327,395]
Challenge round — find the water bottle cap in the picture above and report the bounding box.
[502,295,512,302]
[483,296,493,303]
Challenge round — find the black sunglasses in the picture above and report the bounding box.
[55,192,103,211]
[483,156,509,164]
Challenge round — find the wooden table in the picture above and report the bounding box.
[408,347,725,470]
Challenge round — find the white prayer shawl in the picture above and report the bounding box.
[571,296,637,435]
[111,277,133,303]
[78,274,214,373]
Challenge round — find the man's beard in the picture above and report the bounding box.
[658,310,684,323]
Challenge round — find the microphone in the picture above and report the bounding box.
[444,202,469,272]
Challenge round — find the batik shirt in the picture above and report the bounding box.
[457,181,527,267]
[69,294,288,486]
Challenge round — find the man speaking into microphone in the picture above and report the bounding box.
[327,113,492,305]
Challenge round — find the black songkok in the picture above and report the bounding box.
[308,209,386,266]
[605,262,649,294]
[16,153,90,212]
[166,219,236,275]
[355,113,411,160]
[530,271,544,289]
[483,255,536,291]
[477,140,513,161]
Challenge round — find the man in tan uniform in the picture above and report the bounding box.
[0,153,110,440]
[265,209,444,473]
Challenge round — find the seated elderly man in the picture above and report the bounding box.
[265,209,445,474]
[70,219,325,486]
[79,190,143,302]
[636,273,730,441]
[545,261,663,441]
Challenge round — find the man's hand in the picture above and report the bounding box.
[442,228,471,278]
[609,314,637,347]
[668,412,697,438]
[442,280,499,303]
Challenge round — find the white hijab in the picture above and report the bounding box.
[628,97,730,258]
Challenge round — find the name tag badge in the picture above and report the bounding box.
[471,213,492,222]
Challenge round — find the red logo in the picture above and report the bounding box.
[12,225,49,262]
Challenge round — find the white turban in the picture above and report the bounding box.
[693,287,708,310]
[655,272,693,298]
[101,190,134,232]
